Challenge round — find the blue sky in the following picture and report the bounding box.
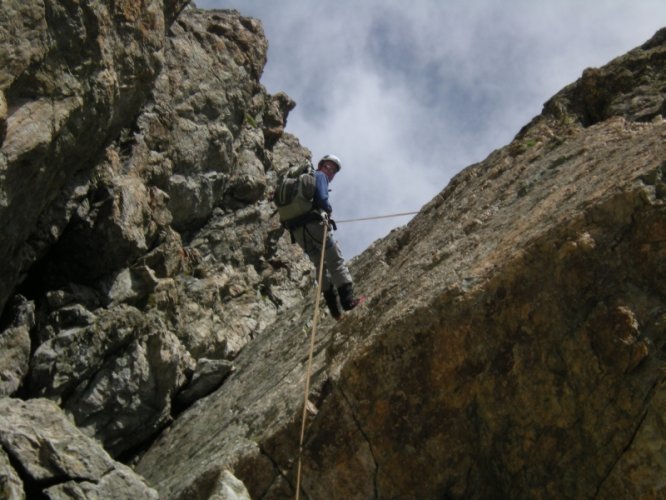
[196,0,666,257]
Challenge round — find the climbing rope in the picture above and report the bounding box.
[295,221,329,500]
[335,210,419,224]
[293,210,418,498]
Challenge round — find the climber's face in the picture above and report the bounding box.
[319,161,339,181]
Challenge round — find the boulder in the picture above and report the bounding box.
[29,305,194,457]
[0,398,157,498]
[0,446,24,500]
[65,329,194,457]
[0,296,33,396]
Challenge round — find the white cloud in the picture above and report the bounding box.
[198,0,666,256]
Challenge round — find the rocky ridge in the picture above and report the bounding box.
[0,1,665,499]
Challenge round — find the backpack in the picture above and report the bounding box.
[274,163,317,222]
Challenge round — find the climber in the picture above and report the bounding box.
[284,154,361,320]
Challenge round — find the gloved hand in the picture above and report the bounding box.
[329,218,337,231]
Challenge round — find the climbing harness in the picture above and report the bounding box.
[295,221,328,500]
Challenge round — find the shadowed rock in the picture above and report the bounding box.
[0,398,158,498]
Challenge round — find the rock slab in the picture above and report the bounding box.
[0,398,157,498]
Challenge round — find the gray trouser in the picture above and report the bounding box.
[291,220,352,291]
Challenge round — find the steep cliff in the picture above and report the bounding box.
[1,2,310,497]
[136,27,666,499]
[0,1,664,499]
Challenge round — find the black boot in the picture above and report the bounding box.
[323,286,342,320]
[338,283,360,311]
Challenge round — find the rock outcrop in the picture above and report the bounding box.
[0,1,664,498]
[0,398,158,499]
[1,1,309,496]
[0,0,189,315]
[136,28,666,499]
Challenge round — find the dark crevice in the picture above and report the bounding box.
[14,253,61,302]
[257,444,296,500]
[337,384,380,499]
[0,294,25,333]
[115,423,172,466]
[3,443,64,499]
[593,379,659,497]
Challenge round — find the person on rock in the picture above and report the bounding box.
[284,154,361,320]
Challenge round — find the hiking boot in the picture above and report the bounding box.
[337,283,360,311]
[323,286,342,320]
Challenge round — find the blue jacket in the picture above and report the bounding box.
[313,170,332,214]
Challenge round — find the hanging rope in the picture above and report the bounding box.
[293,210,417,497]
[335,210,419,224]
[295,221,329,500]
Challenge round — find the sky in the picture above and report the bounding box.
[196,0,666,257]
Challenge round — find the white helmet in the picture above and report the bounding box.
[318,154,342,172]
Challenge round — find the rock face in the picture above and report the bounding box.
[1,1,309,497]
[0,0,189,315]
[0,1,664,498]
[136,28,666,499]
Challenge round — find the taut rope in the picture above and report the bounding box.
[334,211,419,224]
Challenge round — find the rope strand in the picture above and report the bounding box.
[335,210,419,224]
[295,222,329,500]
[294,210,417,497]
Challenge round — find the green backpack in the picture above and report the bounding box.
[275,163,317,222]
